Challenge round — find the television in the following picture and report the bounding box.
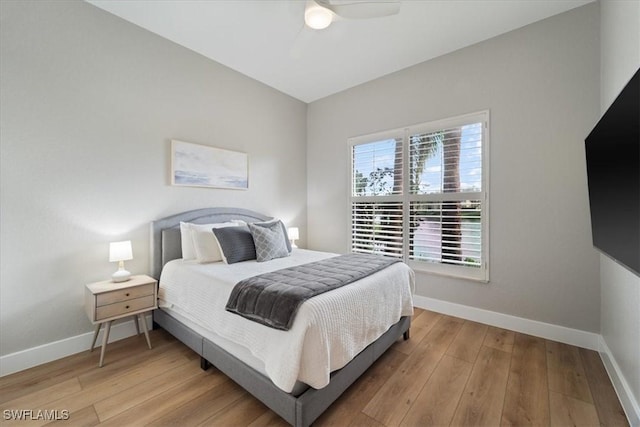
[585,68,639,276]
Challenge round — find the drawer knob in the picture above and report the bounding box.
[125,305,130,309]
[125,293,130,297]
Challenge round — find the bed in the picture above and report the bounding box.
[150,207,414,426]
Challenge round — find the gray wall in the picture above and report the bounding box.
[307,4,601,332]
[0,1,307,356]
[599,0,640,416]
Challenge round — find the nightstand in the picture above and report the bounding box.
[85,274,158,367]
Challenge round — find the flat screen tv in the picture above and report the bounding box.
[585,68,639,276]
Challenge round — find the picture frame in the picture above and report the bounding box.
[171,140,248,189]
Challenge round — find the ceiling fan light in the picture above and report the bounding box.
[305,4,333,29]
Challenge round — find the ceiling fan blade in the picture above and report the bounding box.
[315,0,400,19]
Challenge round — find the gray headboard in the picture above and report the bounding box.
[149,207,272,279]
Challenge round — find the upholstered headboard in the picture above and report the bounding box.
[149,207,271,279]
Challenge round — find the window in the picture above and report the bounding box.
[350,111,489,281]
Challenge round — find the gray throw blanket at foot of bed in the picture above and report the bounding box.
[225,253,401,330]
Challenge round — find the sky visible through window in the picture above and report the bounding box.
[353,123,482,196]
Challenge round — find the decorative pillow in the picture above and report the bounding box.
[191,222,238,263]
[212,226,257,264]
[248,220,290,262]
[253,219,292,253]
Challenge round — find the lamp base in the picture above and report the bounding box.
[112,269,131,282]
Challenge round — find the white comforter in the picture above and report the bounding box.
[159,249,414,392]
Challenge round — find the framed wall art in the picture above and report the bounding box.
[171,140,248,189]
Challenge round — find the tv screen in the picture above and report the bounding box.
[585,68,639,276]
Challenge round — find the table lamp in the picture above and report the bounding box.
[109,240,132,282]
[288,227,299,248]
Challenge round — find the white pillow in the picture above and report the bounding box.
[191,222,238,263]
[180,222,237,261]
[180,222,197,260]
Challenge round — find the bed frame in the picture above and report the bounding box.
[150,207,410,427]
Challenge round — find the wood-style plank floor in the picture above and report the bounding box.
[0,308,628,426]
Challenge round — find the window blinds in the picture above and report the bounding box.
[349,111,488,281]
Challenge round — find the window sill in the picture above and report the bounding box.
[407,260,489,283]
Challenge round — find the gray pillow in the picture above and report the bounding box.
[248,220,290,262]
[253,219,292,252]
[212,226,256,264]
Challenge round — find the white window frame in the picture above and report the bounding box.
[348,111,490,282]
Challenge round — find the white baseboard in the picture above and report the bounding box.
[598,337,640,427]
[0,314,153,377]
[412,294,600,350]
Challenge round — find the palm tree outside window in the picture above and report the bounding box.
[349,111,489,282]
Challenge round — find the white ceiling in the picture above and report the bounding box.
[88,0,593,103]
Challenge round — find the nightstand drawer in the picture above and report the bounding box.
[96,283,155,307]
[95,295,155,321]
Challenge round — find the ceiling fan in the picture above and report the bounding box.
[304,0,401,30]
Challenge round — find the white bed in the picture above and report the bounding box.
[159,249,414,393]
[150,207,414,426]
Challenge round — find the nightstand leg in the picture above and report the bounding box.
[134,315,140,335]
[90,324,100,352]
[98,321,112,368]
[139,314,152,349]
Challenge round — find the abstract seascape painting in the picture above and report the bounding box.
[171,140,248,189]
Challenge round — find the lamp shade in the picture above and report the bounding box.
[109,240,133,262]
[288,227,300,241]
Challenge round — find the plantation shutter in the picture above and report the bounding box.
[408,124,483,195]
[351,138,403,196]
[349,111,488,281]
[409,200,482,266]
[408,122,484,268]
[351,137,404,258]
[351,202,404,258]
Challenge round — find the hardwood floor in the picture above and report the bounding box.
[0,308,628,426]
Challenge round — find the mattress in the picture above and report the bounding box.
[159,249,415,393]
